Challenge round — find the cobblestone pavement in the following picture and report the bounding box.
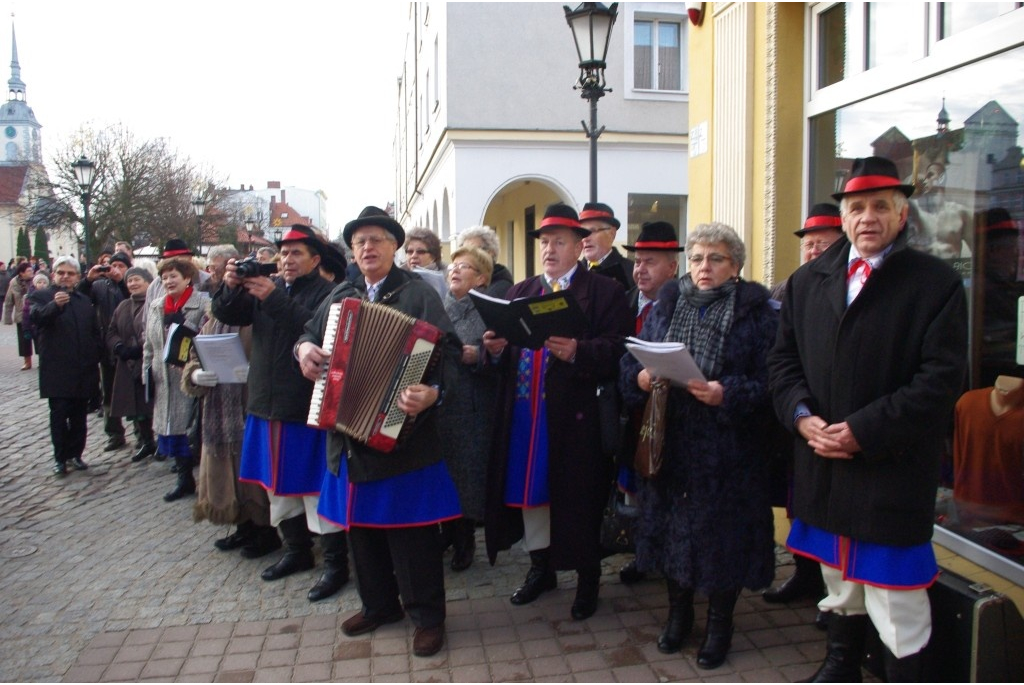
[0,328,834,682]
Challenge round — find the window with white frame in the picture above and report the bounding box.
[625,4,688,101]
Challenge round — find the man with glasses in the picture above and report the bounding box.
[483,202,632,621]
[297,206,461,658]
[28,257,103,476]
[579,202,634,291]
[769,204,844,303]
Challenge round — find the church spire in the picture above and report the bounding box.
[8,19,25,102]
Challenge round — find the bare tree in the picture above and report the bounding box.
[35,124,225,260]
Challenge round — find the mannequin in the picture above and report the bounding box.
[953,375,1024,525]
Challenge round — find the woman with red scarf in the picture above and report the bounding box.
[143,256,207,502]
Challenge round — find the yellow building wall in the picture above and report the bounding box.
[482,181,562,282]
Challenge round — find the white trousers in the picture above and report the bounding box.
[521,506,551,552]
[268,493,343,534]
[819,564,931,658]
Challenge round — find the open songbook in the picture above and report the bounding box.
[624,336,706,386]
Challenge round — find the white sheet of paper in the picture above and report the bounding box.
[192,333,249,384]
[625,336,707,386]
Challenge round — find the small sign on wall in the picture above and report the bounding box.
[690,121,708,158]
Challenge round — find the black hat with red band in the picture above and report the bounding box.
[527,202,589,239]
[275,224,324,254]
[794,203,843,237]
[578,201,620,229]
[623,221,685,252]
[832,156,915,202]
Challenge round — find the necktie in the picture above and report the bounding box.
[588,261,600,269]
[847,258,872,304]
[366,283,378,302]
[550,279,562,292]
[636,301,652,335]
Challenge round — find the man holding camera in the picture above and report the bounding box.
[212,224,350,603]
[80,252,132,452]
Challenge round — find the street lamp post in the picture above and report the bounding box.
[272,227,282,244]
[71,154,96,266]
[244,216,255,254]
[564,2,618,204]
[192,196,207,257]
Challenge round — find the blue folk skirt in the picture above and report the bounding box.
[238,416,327,496]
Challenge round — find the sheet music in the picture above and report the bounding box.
[625,336,706,386]
[192,333,249,384]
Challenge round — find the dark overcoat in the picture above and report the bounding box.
[583,247,635,291]
[28,286,102,398]
[485,268,632,571]
[107,294,151,418]
[212,269,334,423]
[768,232,968,547]
[620,279,778,593]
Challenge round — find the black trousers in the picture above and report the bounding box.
[348,524,446,629]
[99,360,124,438]
[48,397,89,464]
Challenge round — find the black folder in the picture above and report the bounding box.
[469,289,588,350]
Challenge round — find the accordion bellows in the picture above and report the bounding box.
[307,298,443,453]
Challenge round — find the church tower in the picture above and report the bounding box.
[0,21,42,166]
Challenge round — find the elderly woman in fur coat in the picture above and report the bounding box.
[620,223,778,671]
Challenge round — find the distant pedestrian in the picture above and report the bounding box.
[3,262,35,370]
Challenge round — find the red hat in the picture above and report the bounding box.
[794,203,843,237]
[832,156,915,201]
[275,224,324,255]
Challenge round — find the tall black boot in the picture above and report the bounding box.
[882,645,924,683]
[451,518,476,572]
[261,514,315,581]
[163,457,196,502]
[571,563,601,620]
[697,590,738,669]
[800,614,869,683]
[510,548,557,605]
[307,531,350,601]
[764,554,825,603]
[240,524,283,559]
[658,579,695,653]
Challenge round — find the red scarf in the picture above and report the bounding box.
[164,285,194,315]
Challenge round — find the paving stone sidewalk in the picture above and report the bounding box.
[0,329,832,682]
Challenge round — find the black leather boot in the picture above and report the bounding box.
[131,440,156,463]
[451,518,476,572]
[570,564,601,620]
[800,614,868,682]
[240,525,283,559]
[763,554,825,603]
[657,579,695,654]
[215,520,256,551]
[696,590,738,669]
[882,645,924,683]
[307,531,350,601]
[261,515,315,581]
[510,548,557,605]
[163,458,196,502]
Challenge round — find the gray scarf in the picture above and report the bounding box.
[444,289,487,345]
[664,274,737,379]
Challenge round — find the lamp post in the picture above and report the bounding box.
[272,227,282,243]
[564,2,618,204]
[192,195,207,257]
[71,154,96,266]
[244,216,255,254]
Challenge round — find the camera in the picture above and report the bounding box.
[234,256,277,278]
[95,265,111,273]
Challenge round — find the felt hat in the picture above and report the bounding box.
[527,202,589,239]
[342,206,405,248]
[983,207,1019,235]
[579,201,620,229]
[275,224,323,255]
[316,237,348,277]
[623,221,685,251]
[832,156,915,201]
[109,251,133,267]
[161,238,193,258]
[794,203,843,237]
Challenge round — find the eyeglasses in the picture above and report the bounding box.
[405,248,429,255]
[352,236,390,249]
[447,262,479,273]
[54,270,78,277]
[585,226,616,234]
[687,253,731,266]
[800,239,834,251]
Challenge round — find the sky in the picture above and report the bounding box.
[7,0,409,240]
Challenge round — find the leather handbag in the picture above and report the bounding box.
[600,485,638,554]
[634,379,668,478]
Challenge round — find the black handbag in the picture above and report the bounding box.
[600,485,638,554]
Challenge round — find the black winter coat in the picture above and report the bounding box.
[768,232,968,546]
[620,278,778,593]
[28,287,102,399]
[212,270,334,423]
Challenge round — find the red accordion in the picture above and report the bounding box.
[307,298,443,453]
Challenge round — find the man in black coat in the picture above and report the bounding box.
[212,224,348,603]
[579,201,634,291]
[769,157,968,682]
[79,251,132,452]
[28,256,102,476]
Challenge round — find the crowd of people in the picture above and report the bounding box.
[3,155,967,679]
